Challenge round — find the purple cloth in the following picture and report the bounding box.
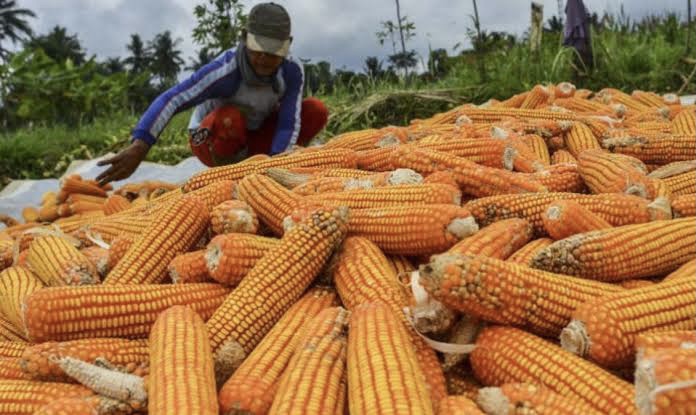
[564,0,592,64]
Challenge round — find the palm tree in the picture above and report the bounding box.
[186,47,216,71]
[147,30,184,88]
[0,0,35,58]
[25,26,85,65]
[124,34,151,74]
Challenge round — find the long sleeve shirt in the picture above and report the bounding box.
[132,48,304,155]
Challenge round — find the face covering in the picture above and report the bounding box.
[236,42,282,93]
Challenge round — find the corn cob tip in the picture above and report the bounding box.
[387,168,423,185]
[503,146,516,170]
[476,387,509,415]
[214,339,247,387]
[559,319,590,357]
[648,197,673,220]
[447,217,479,240]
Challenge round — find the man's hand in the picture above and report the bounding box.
[96,139,150,186]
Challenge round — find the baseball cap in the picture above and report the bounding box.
[246,3,291,57]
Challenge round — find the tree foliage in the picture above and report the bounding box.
[192,0,246,56]
[24,25,86,65]
[0,0,34,59]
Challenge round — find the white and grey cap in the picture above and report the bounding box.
[246,2,292,57]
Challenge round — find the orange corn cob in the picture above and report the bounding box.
[506,237,554,265]
[471,326,635,415]
[423,171,461,188]
[65,194,106,205]
[520,84,553,109]
[635,348,696,415]
[265,167,317,188]
[477,383,602,415]
[0,357,27,380]
[323,126,408,151]
[440,315,483,371]
[60,177,108,198]
[662,258,696,282]
[438,395,484,415]
[553,97,620,115]
[635,330,696,360]
[348,302,435,415]
[671,108,696,136]
[0,267,44,331]
[0,380,94,414]
[518,134,550,165]
[389,146,547,197]
[415,137,517,170]
[0,342,26,358]
[495,91,529,108]
[149,305,217,415]
[33,395,132,415]
[596,88,652,113]
[168,250,211,284]
[210,200,259,235]
[238,173,302,235]
[23,283,229,342]
[672,194,696,217]
[552,82,576,98]
[447,218,532,260]
[103,197,209,284]
[387,255,415,276]
[578,149,665,200]
[465,192,656,236]
[102,194,131,215]
[293,169,423,196]
[356,147,398,171]
[647,160,696,180]
[178,180,235,213]
[183,148,357,192]
[205,234,279,286]
[602,134,696,164]
[268,307,349,415]
[206,207,348,381]
[0,316,26,342]
[37,205,59,222]
[532,218,696,281]
[664,171,695,196]
[420,253,622,336]
[218,287,336,415]
[631,90,668,108]
[20,338,148,382]
[79,245,109,278]
[21,207,39,223]
[618,279,656,289]
[456,107,576,123]
[628,120,672,134]
[305,183,462,209]
[561,276,696,368]
[105,235,133,270]
[564,122,602,157]
[0,240,12,271]
[542,199,613,240]
[526,163,586,193]
[333,236,447,406]
[80,213,152,243]
[26,235,98,286]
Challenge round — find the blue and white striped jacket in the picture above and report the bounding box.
[132,48,304,155]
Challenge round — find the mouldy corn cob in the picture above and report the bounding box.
[635,330,696,360]
[206,207,348,382]
[205,234,279,286]
[218,287,336,415]
[183,148,358,192]
[560,276,696,368]
[79,245,109,278]
[23,283,229,342]
[441,315,483,371]
[20,338,149,382]
[671,108,696,136]
[103,196,209,285]
[26,235,98,286]
[542,199,612,240]
[438,395,484,415]
[476,383,603,415]
[532,218,696,281]
[447,218,533,260]
[323,126,408,151]
[419,253,622,336]
[211,200,259,235]
[602,134,696,165]
[149,305,217,415]
[304,182,463,209]
[268,307,349,415]
[0,316,26,342]
[445,366,482,399]
[470,326,635,415]
[332,236,447,405]
[671,194,696,217]
[635,348,696,415]
[237,173,302,235]
[168,250,211,284]
[0,380,94,414]
[0,266,44,330]
[348,302,434,415]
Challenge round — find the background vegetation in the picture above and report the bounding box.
[0,0,694,188]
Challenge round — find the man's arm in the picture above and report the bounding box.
[269,59,304,155]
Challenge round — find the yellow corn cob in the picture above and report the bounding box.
[647,160,696,180]
[664,171,695,196]
[631,90,668,108]
[293,169,423,196]
[237,173,302,235]
[662,258,696,282]
[389,146,547,197]
[205,234,279,287]
[176,180,235,213]
[356,147,398,171]
[561,276,696,368]
[0,342,26,358]
[518,134,550,165]
[0,240,12,271]
[0,267,43,331]
[603,134,696,164]
[332,236,447,406]
[563,122,602,157]
[471,326,635,415]
[79,212,152,243]
[148,305,217,415]
[553,97,621,115]
[168,250,211,284]
[268,307,349,415]
[26,235,98,286]
[635,330,696,360]
[438,395,484,415]
[415,137,517,170]
[210,200,259,235]
[628,121,672,134]
[0,380,94,414]
[33,395,133,415]
[671,194,696,217]
[542,199,613,240]
[387,255,415,276]
[20,338,149,382]
[59,177,108,199]
[323,126,408,151]
[618,279,656,289]
[477,383,603,415]
[0,316,26,342]
[596,88,652,113]
[447,218,532,260]
[79,245,109,278]
[23,283,229,342]
[522,162,586,193]
[348,302,435,415]
[305,183,462,210]
[465,192,657,236]
[103,197,209,284]
[532,218,696,281]
[102,194,131,216]
[183,148,358,192]
[494,91,529,108]
[66,194,107,206]
[671,108,696,136]
[0,357,27,380]
[420,253,622,336]
[21,207,39,223]
[506,238,553,265]
[105,235,133,270]
[578,149,665,200]
[635,348,696,415]
[456,107,576,123]
[206,207,348,381]
[218,287,336,415]
[520,85,553,109]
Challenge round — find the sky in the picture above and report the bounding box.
[12,0,693,73]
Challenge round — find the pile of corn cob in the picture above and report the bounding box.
[0,82,695,415]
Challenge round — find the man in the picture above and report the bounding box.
[97,2,328,185]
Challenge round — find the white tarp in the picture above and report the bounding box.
[0,154,207,227]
